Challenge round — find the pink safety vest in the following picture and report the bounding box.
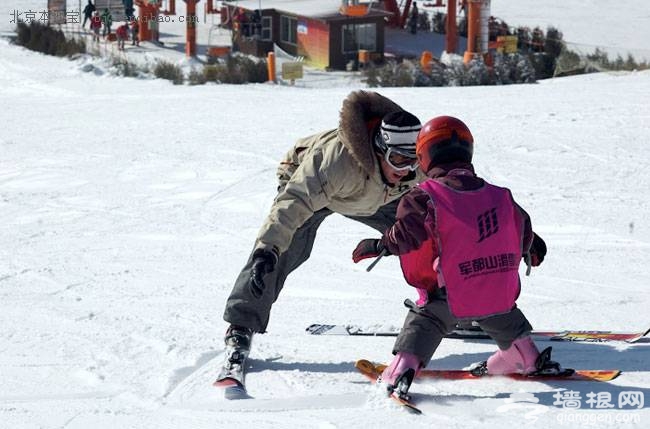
[419,179,524,319]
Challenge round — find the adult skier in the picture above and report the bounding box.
[219,91,425,386]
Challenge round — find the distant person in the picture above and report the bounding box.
[251,10,262,38]
[408,1,419,34]
[82,0,96,29]
[131,19,140,46]
[101,8,113,37]
[89,11,102,42]
[116,22,129,50]
[234,8,249,38]
[123,0,135,21]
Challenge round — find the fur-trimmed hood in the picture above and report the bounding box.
[337,91,405,175]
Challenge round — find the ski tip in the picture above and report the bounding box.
[608,370,622,381]
[624,328,650,343]
[354,359,381,379]
[573,369,622,382]
[214,378,250,399]
[355,359,380,376]
[391,393,422,414]
[213,377,243,389]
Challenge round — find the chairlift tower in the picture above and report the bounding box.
[463,0,490,63]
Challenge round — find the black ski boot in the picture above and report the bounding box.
[531,347,574,377]
[393,368,416,401]
[224,325,253,352]
[214,325,254,398]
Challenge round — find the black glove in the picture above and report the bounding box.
[352,238,387,263]
[250,249,277,299]
[529,232,547,266]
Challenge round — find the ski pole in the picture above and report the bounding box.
[524,253,532,276]
[366,248,388,272]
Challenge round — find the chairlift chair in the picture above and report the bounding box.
[207,2,232,59]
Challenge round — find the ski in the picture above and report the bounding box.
[213,359,250,399]
[213,376,249,400]
[355,358,422,414]
[308,324,650,343]
[356,359,621,383]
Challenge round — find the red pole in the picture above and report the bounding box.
[446,0,458,53]
[400,0,413,28]
[165,0,176,15]
[135,0,159,42]
[186,0,197,57]
[464,0,480,63]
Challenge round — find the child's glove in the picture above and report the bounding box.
[529,233,547,266]
[352,239,388,263]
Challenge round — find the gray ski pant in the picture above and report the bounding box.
[223,199,400,333]
[392,288,533,365]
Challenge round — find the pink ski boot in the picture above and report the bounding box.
[379,352,422,396]
[486,336,540,375]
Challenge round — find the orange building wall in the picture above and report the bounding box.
[296,18,330,69]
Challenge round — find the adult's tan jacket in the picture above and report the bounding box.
[255,91,425,256]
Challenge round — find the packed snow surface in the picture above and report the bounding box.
[1,1,649,428]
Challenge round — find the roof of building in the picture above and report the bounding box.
[224,1,391,20]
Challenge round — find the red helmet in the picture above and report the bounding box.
[416,116,474,172]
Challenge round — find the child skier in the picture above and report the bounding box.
[115,22,129,51]
[352,115,556,397]
[89,11,102,43]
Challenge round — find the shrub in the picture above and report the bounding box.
[369,60,415,87]
[201,55,268,84]
[512,54,536,83]
[364,53,541,88]
[554,49,583,76]
[423,62,448,87]
[580,48,650,72]
[462,59,491,86]
[364,64,380,87]
[110,56,142,77]
[14,20,85,57]
[188,68,207,85]
[586,48,610,68]
[226,55,268,84]
[154,60,184,84]
[203,65,221,82]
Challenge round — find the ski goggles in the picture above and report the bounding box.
[384,147,419,171]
